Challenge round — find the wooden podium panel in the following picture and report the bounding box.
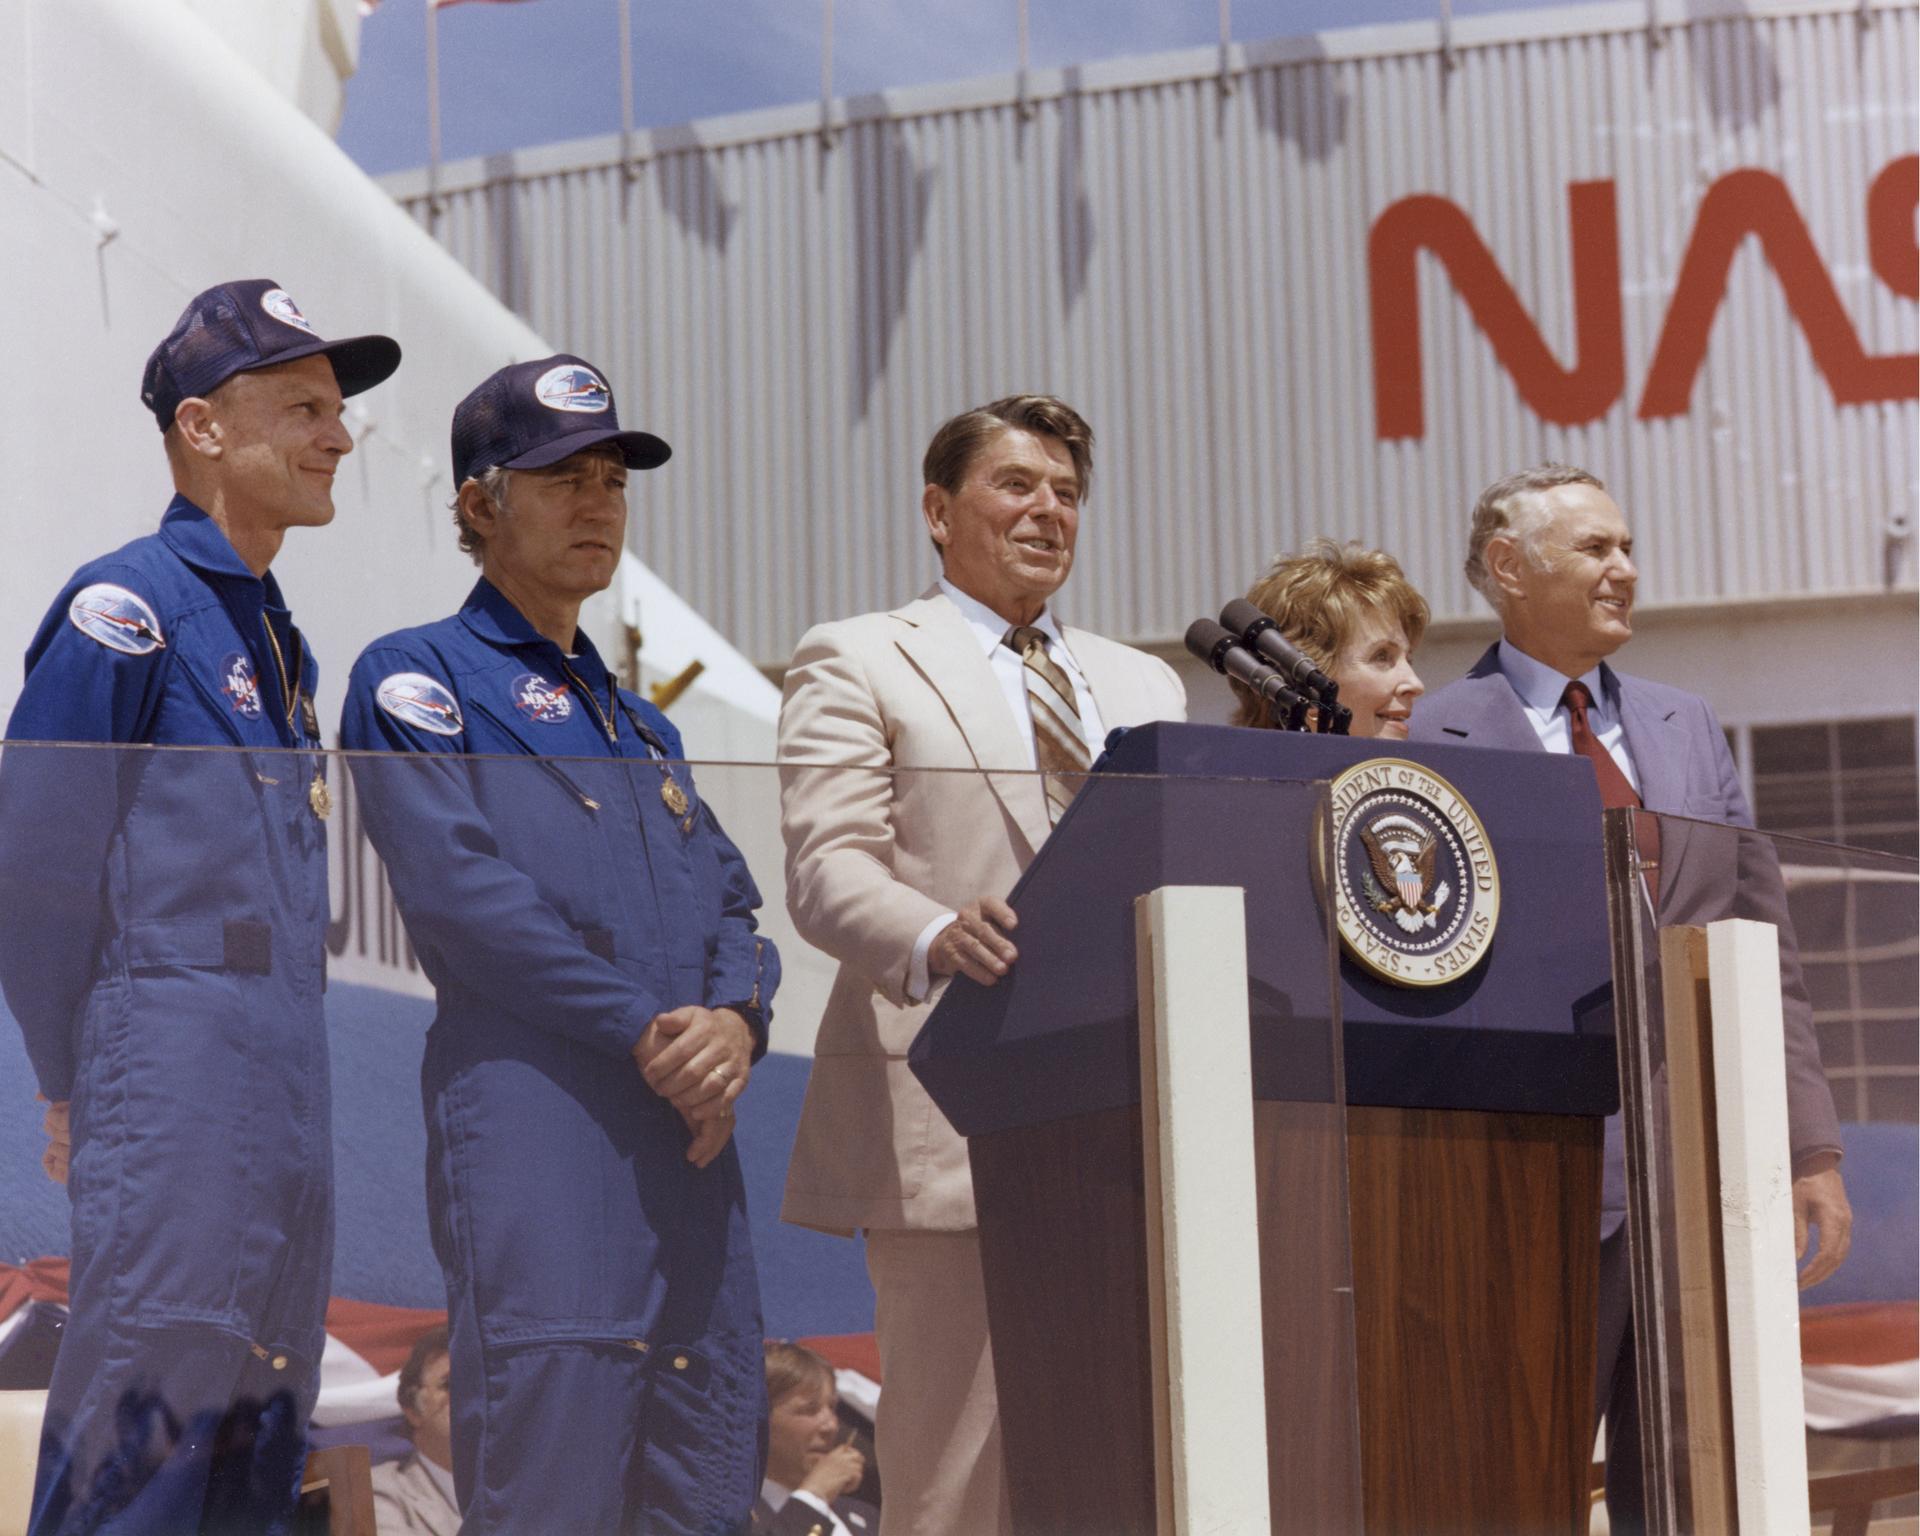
[972,1102,1601,1535]
[1345,1106,1602,1536]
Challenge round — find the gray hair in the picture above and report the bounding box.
[1464,463,1607,607]
[450,466,515,564]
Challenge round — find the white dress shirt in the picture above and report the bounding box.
[760,1478,851,1534]
[903,578,1107,1000]
[1495,638,1642,794]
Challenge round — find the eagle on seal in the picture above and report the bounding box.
[1359,813,1451,933]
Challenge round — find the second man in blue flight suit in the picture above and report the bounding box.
[339,355,778,1535]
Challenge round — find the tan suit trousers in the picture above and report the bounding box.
[864,1228,1011,1536]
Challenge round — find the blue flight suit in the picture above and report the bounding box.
[0,497,332,1536]
[338,578,778,1536]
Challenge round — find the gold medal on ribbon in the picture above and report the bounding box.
[309,773,334,821]
[660,778,689,818]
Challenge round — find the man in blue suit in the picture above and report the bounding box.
[339,355,777,1536]
[1411,462,1850,1532]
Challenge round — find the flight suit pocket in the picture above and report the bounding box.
[130,1303,317,1386]
[122,917,271,974]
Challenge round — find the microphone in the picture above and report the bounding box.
[1184,619,1307,726]
[1218,598,1336,696]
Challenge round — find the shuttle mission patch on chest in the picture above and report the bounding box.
[68,583,166,655]
[376,672,465,736]
[1327,758,1499,988]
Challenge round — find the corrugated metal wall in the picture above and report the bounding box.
[385,0,1919,666]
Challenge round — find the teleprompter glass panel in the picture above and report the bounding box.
[0,744,1364,1534]
[1604,808,1918,1535]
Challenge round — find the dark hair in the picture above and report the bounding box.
[1231,540,1430,728]
[397,1325,450,1420]
[922,395,1094,500]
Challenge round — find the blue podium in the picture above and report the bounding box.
[911,723,1616,1534]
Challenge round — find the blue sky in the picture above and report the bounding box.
[338,0,1559,174]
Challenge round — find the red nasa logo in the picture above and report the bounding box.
[511,671,572,724]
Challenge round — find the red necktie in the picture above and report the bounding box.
[1563,680,1660,898]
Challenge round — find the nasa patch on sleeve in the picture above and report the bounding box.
[67,583,167,655]
[375,672,465,737]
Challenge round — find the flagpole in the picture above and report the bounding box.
[618,0,637,179]
[426,0,443,219]
[1016,0,1032,119]
[818,0,834,147]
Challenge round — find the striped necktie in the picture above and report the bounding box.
[1006,625,1091,824]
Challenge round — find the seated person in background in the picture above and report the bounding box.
[1230,539,1428,739]
[754,1342,877,1535]
[372,1328,460,1536]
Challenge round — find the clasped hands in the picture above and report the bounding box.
[632,1006,753,1169]
[34,1019,753,1181]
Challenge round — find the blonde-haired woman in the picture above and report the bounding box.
[1231,540,1429,739]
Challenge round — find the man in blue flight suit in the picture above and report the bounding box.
[0,280,400,1535]
[339,354,779,1536]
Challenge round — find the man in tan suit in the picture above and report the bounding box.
[777,395,1186,1535]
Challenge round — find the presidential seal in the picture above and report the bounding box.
[1327,758,1499,987]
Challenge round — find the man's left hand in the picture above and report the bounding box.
[1794,1166,1852,1290]
[638,1006,753,1119]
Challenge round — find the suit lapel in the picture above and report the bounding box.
[1060,625,1126,740]
[1613,667,1689,816]
[892,589,1052,855]
[1426,645,1540,751]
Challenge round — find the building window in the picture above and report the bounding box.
[1750,717,1918,857]
[1747,717,1918,1125]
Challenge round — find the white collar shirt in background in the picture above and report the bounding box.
[1496,637,1642,795]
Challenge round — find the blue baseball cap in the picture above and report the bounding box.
[451,355,670,487]
[141,279,402,430]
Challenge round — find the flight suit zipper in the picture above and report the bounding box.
[465,699,604,812]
